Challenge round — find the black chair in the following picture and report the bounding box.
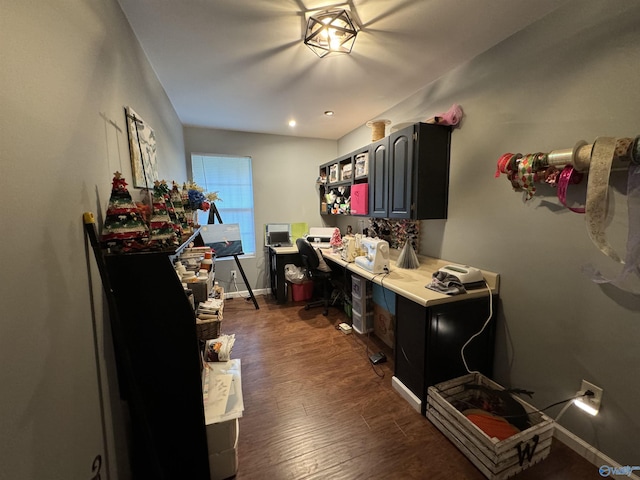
[296,238,333,316]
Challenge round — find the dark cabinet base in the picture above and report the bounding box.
[395,294,497,415]
[104,240,210,479]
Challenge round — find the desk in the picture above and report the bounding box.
[321,249,499,307]
[269,246,499,309]
[268,246,302,303]
[268,245,501,413]
[327,250,500,414]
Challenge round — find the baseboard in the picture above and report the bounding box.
[224,288,269,299]
[391,376,422,413]
[553,423,640,480]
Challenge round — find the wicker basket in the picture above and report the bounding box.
[195,286,224,341]
[196,317,221,341]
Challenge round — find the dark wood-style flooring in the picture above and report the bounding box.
[221,294,601,479]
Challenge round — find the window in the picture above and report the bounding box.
[191,153,256,256]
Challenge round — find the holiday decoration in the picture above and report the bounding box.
[181,182,195,229]
[148,180,179,248]
[100,172,149,252]
[171,181,190,234]
[156,180,183,239]
[330,227,342,251]
[396,240,420,269]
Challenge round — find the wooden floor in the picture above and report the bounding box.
[222,294,601,480]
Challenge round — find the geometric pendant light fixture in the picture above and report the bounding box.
[304,9,358,58]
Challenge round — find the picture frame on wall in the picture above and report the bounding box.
[125,106,158,189]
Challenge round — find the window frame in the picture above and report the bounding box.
[190,152,256,258]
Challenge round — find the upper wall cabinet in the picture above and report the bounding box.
[370,123,451,220]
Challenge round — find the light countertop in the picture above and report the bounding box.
[270,245,500,308]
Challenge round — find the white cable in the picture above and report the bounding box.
[460,280,493,375]
[554,399,574,422]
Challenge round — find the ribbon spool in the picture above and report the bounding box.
[366,119,391,142]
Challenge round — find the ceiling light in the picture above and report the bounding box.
[324,111,334,116]
[304,9,358,58]
[288,120,297,127]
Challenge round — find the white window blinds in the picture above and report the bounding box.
[191,153,256,255]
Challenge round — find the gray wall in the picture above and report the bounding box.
[337,0,640,464]
[2,0,638,478]
[1,1,187,479]
[183,127,336,291]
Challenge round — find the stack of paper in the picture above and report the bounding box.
[202,359,244,425]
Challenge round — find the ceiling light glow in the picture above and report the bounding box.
[304,9,358,58]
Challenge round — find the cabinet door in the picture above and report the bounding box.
[413,123,451,219]
[425,297,496,387]
[388,126,415,218]
[369,138,389,217]
[394,295,426,401]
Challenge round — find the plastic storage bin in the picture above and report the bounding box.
[352,309,373,334]
[292,281,314,302]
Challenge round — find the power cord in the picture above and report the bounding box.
[432,384,594,420]
[460,280,493,374]
[555,390,595,421]
[343,326,385,378]
[499,391,595,420]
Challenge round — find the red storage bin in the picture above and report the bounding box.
[292,281,314,301]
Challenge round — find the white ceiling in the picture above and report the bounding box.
[117,0,566,140]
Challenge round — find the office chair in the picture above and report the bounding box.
[296,238,333,316]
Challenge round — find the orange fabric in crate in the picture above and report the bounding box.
[464,410,520,441]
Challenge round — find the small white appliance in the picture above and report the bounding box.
[437,264,484,286]
[305,227,335,249]
[355,237,390,274]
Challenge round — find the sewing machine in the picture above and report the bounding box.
[355,237,390,274]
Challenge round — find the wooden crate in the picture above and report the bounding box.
[426,373,554,480]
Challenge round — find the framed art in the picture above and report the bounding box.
[125,106,158,188]
[199,223,244,258]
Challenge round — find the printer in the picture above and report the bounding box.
[305,227,335,249]
[355,237,390,274]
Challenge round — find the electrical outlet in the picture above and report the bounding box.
[576,379,603,415]
[231,270,237,280]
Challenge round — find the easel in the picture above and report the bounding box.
[208,203,259,310]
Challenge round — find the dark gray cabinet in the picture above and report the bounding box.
[369,138,389,217]
[395,294,497,415]
[102,231,210,479]
[370,122,451,219]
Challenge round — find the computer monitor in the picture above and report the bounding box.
[268,231,290,246]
